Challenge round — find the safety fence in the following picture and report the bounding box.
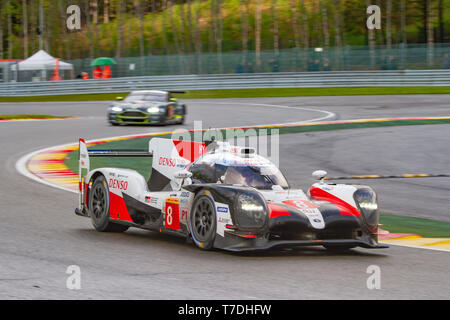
[2,44,450,82]
[70,44,450,78]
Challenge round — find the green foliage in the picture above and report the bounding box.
[0,0,448,60]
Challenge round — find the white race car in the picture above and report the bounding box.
[75,138,387,251]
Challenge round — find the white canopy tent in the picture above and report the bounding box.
[11,50,73,71]
[11,50,73,81]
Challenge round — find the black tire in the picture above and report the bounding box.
[189,192,217,250]
[89,175,129,232]
[158,114,167,126]
[323,245,355,252]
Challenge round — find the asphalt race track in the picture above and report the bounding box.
[0,95,449,299]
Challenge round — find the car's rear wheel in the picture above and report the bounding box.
[189,192,217,250]
[89,175,129,232]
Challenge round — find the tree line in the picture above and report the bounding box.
[0,0,448,63]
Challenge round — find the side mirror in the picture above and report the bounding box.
[173,170,193,180]
[312,170,327,182]
[116,96,124,101]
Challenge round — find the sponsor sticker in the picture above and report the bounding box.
[217,206,228,213]
[283,200,325,229]
[108,179,128,191]
[215,203,231,237]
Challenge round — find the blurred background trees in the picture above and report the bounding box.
[0,0,448,66]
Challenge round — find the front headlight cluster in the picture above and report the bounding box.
[110,106,123,112]
[147,107,160,113]
[235,193,267,228]
[354,188,378,225]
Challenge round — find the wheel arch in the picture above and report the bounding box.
[84,171,106,210]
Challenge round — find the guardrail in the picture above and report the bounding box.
[1,69,450,97]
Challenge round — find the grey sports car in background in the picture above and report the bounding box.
[108,90,187,126]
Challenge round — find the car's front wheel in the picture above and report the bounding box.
[89,175,129,232]
[158,114,167,126]
[189,192,217,250]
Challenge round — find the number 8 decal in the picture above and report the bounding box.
[167,206,173,225]
[165,198,180,230]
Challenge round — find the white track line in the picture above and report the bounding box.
[193,101,336,125]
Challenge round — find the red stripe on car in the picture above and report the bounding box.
[309,187,361,217]
[109,192,133,222]
[268,202,291,218]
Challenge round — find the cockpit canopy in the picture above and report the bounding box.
[188,143,289,190]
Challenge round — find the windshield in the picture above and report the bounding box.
[124,93,167,103]
[222,165,289,189]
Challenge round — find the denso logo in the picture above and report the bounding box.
[109,179,128,191]
[159,157,177,167]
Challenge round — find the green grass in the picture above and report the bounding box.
[380,214,450,238]
[0,114,70,120]
[179,87,450,99]
[1,86,450,102]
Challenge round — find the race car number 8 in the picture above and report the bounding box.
[167,206,173,225]
[165,200,180,230]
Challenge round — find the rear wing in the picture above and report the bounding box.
[78,138,153,207]
[78,138,152,175]
[78,137,207,203]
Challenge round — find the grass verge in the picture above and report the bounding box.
[380,214,450,238]
[1,86,450,102]
[0,114,70,120]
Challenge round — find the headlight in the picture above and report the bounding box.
[235,193,267,228]
[111,106,122,112]
[354,188,378,225]
[147,107,160,113]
